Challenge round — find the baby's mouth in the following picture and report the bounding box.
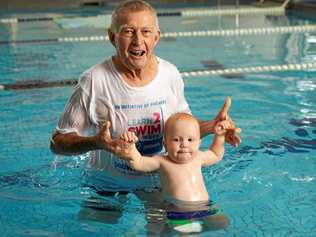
[178,150,190,154]
[130,50,145,57]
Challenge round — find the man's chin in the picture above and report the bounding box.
[126,58,148,69]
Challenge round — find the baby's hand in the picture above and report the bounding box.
[214,120,231,136]
[117,131,139,161]
[120,131,139,144]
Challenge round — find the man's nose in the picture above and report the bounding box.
[132,30,143,44]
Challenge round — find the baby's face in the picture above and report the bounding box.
[164,120,201,164]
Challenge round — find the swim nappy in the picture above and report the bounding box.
[167,206,220,233]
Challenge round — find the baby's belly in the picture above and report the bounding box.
[164,184,209,202]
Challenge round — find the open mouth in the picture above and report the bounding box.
[130,50,145,57]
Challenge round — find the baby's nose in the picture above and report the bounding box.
[180,140,188,147]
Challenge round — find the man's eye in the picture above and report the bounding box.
[122,29,134,36]
[142,29,152,36]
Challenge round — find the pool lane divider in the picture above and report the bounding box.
[0,38,59,44]
[181,6,285,17]
[1,62,316,91]
[0,6,285,24]
[180,62,316,78]
[1,24,316,45]
[0,79,77,90]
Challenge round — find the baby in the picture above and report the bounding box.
[120,97,235,233]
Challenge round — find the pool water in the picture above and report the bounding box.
[0,6,316,237]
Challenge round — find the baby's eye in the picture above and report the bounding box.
[188,138,194,142]
[172,138,179,142]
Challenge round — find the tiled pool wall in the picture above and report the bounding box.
[0,0,284,11]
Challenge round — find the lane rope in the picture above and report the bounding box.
[180,62,316,78]
[181,6,285,17]
[1,24,316,45]
[0,6,285,24]
[1,62,315,90]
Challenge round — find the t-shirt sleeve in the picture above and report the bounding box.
[173,67,191,114]
[55,76,92,136]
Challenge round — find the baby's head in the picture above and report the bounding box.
[163,113,201,163]
[164,113,200,140]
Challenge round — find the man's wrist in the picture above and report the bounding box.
[90,135,102,150]
[199,119,216,137]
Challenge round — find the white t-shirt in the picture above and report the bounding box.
[56,57,190,191]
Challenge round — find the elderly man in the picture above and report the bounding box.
[50,0,240,193]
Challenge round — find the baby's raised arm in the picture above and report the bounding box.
[119,131,161,172]
[202,120,231,166]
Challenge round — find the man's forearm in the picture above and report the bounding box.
[198,119,215,138]
[50,132,98,156]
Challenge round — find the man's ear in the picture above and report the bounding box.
[108,29,116,47]
[154,30,160,47]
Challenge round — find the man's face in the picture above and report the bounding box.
[111,10,160,71]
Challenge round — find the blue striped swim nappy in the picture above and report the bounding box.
[167,204,220,227]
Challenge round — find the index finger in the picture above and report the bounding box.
[218,96,232,120]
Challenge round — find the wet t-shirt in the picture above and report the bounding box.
[55,57,190,191]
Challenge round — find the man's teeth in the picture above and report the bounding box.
[131,50,144,56]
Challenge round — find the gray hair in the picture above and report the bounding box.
[110,0,159,33]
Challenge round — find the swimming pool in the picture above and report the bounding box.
[0,4,316,237]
